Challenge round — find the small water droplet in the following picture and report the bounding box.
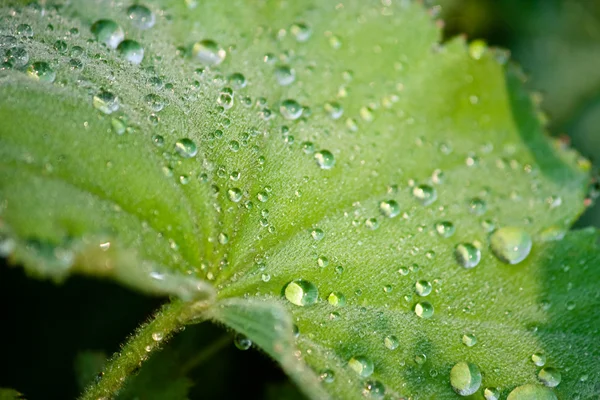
[275,65,295,86]
[92,90,119,114]
[151,332,163,341]
[284,279,318,306]
[324,101,343,119]
[234,333,252,350]
[90,19,124,49]
[228,72,247,89]
[379,200,400,218]
[384,335,399,350]
[538,367,561,387]
[468,198,487,215]
[454,243,481,269]
[117,40,144,64]
[412,184,437,206]
[489,227,532,265]
[327,291,346,307]
[290,22,312,42]
[532,352,546,367]
[279,99,303,120]
[192,39,226,66]
[362,380,385,399]
[348,355,374,377]
[5,46,29,68]
[26,61,55,83]
[435,221,455,237]
[310,228,324,241]
[450,362,482,396]
[415,280,432,297]
[174,138,198,158]
[462,333,477,347]
[319,369,335,383]
[16,24,33,38]
[484,387,500,400]
[227,188,242,202]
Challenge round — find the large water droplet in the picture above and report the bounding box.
[5,46,29,68]
[315,150,335,169]
[26,61,55,83]
[227,188,242,203]
[538,367,561,387]
[279,99,303,120]
[348,355,374,377]
[414,301,434,318]
[412,184,437,206]
[450,362,482,396]
[174,138,198,158]
[415,280,432,297]
[127,4,156,30]
[454,243,481,269]
[117,39,144,64]
[192,39,226,66]
[284,279,318,306]
[275,65,295,86]
[379,200,400,218]
[90,19,124,49]
[92,90,119,114]
[507,384,557,400]
[489,227,532,265]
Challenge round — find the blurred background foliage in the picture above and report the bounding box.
[1,1,599,398]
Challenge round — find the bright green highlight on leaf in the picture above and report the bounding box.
[0,0,598,399]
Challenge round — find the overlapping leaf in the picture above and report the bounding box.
[0,0,598,398]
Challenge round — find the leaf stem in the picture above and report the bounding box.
[79,298,212,400]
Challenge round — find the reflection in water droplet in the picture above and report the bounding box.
[450,362,482,396]
[454,243,481,269]
[284,279,318,306]
[489,226,532,264]
[227,188,242,203]
[348,355,374,377]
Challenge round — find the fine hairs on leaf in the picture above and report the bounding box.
[0,0,599,399]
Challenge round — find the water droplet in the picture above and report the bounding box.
[257,191,269,202]
[53,40,68,54]
[384,335,399,350]
[218,232,229,244]
[454,243,481,269]
[450,362,482,396]
[435,221,455,237]
[275,65,295,86]
[538,367,561,387]
[26,61,55,83]
[192,39,226,66]
[217,88,234,109]
[317,256,329,268]
[111,117,126,134]
[234,333,252,350]
[348,355,374,377]
[319,369,335,383]
[174,138,198,158]
[290,22,312,42]
[92,90,119,114]
[415,280,432,297]
[484,387,500,400]
[379,200,400,218]
[414,301,434,318]
[127,4,156,30]
[365,218,379,230]
[90,19,124,49]
[279,99,303,120]
[468,198,487,215]
[151,332,163,341]
[310,228,324,241]
[145,93,165,112]
[324,101,344,119]
[412,184,437,206]
[16,24,33,38]
[489,227,532,265]
[228,72,247,89]
[5,46,29,68]
[414,353,427,365]
[315,150,335,169]
[117,40,144,64]
[507,384,557,400]
[362,380,385,399]
[462,333,477,347]
[284,279,318,306]
[227,188,242,203]
[532,352,546,367]
[152,134,164,147]
[327,291,346,307]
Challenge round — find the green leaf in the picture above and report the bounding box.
[0,389,25,400]
[0,1,598,399]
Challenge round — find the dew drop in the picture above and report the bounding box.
[227,188,242,203]
[538,367,561,387]
[5,46,29,68]
[275,65,295,86]
[228,72,247,89]
[462,333,477,347]
[90,19,124,49]
[319,369,335,383]
[151,332,163,341]
[507,384,557,400]
[279,99,303,120]
[484,387,500,400]
[365,218,379,230]
[315,150,335,169]
[435,221,455,238]
[127,4,156,30]
[450,362,482,396]
[234,333,252,350]
[192,39,226,66]
[532,352,546,367]
[290,22,312,42]
[284,279,318,306]
[152,134,164,147]
[384,335,399,350]
[26,61,55,83]
[174,138,198,158]
[379,200,400,218]
[16,24,33,38]
[348,355,374,377]
[362,380,385,399]
[489,227,532,265]
[468,197,487,215]
[92,90,119,114]
[454,243,481,269]
[310,228,324,241]
[324,101,343,119]
[412,184,437,206]
[327,291,346,307]
[117,39,144,64]
[414,301,434,318]
[415,280,432,297]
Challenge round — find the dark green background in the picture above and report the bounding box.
[1,0,599,398]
